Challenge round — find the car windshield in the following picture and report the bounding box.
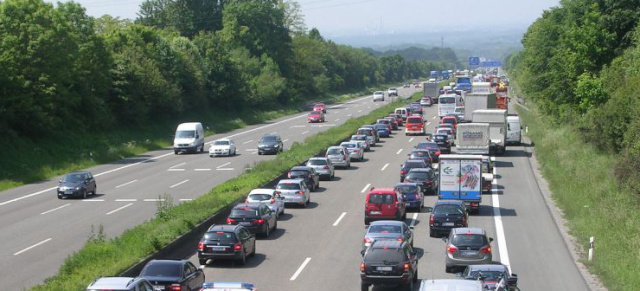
[369,225,402,234]
[327,148,342,155]
[230,208,258,217]
[451,234,488,247]
[249,194,272,201]
[307,159,327,166]
[290,170,309,176]
[141,263,181,277]
[366,248,404,263]
[214,140,229,146]
[407,117,422,123]
[310,111,322,115]
[467,270,504,281]
[261,136,277,142]
[406,172,428,180]
[176,130,195,138]
[439,97,456,104]
[434,205,464,215]
[62,173,85,183]
[368,194,395,204]
[277,183,301,190]
[204,231,238,242]
[395,185,418,194]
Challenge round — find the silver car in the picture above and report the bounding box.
[373,91,385,102]
[362,220,414,251]
[86,277,154,291]
[275,179,310,207]
[350,135,371,151]
[326,146,350,168]
[340,142,364,161]
[443,227,493,273]
[436,127,455,142]
[306,157,335,180]
[245,189,285,218]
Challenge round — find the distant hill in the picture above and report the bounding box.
[368,46,459,64]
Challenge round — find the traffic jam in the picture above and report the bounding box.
[85,72,524,291]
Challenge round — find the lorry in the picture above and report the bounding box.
[463,92,496,122]
[472,109,507,155]
[442,70,450,80]
[496,92,508,110]
[471,82,492,94]
[456,123,490,155]
[430,70,438,80]
[455,76,472,92]
[423,82,439,99]
[438,154,483,214]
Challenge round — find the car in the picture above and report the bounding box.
[394,182,424,211]
[457,264,518,291]
[326,146,351,168]
[209,138,236,157]
[313,102,326,113]
[454,106,465,121]
[394,108,408,122]
[57,171,97,199]
[437,123,456,135]
[308,110,325,123]
[443,228,494,273]
[362,220,414,251]
[287,166,320,191]
[350,134,371,151]
[374,124,391,138]
[420,96,432,106]
[373,91,385,102]
[360,240,418,291]
[441,115,458,129]
[376,119,393,131]
[409,104,423,115]
[404,115,425,136]
[245,188,285,217]
[360,125,380,142]
[257,134,283,155]
[86,277,154,291]
[399,159,428,182]
[436,128,455,143]
[429,200,468,238]
[340,141,365,161]
[226,203,277,237]
[173,122,205,154]
[387,87,398,97]
[198,224,256,265]
[415,141,441,162]
[433,134,452,154]
[356,128,377,146]
[403,83,410,88]
[383,117,399,130]
[306,157,335,180]
[364,187,407,224]
[404,168,438,194]
[389,113,404,126]
[407,149,434,165]
[139,260,204,291]
[275,179,311,207]
[201,282,257,291]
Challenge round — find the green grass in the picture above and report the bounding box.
[30,92,423,291]
[517,104,640,291]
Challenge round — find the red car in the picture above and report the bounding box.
[308,110,325,123]
[313,103,326,113]
[440,116,458,129]
[364,187,407,225]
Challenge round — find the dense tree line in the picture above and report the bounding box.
[0,0,454,139]
[505,0,640,192]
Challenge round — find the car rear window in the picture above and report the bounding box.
[249,194,272,201]
[434,135,447,141]
[434,204,464,215]
[370,225,402,233]
[395,185,419,194]
[204,231,238,242]
[290,170,310,176]
[141,263,181,277]
[405,161,425,168]
[213,140,230,145]
[368,194,395,204]
[277,183,301,190]
[351,135,366,140]
[407,117,422,124]
[416,142,439,150]
[308,159,327,166]
[406,172,428,180]
[451,234,488,247]
[310,111,322,115]
[374,125,387,130]
[230,208,258,217]
[327,148,342,155]
[442,118,455,125]
[366,248,405,262]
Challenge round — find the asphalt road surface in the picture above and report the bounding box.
[0,88,416,290]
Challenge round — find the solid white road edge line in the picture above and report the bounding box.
[381,163,389,171]
[410,213,419,227]
[332,212,347,226]
[302,131,309,135]
[334,118,340,122]
[216,168,234,171]
[492,167,512,273]
[290,257,312,281]
[179,198,193,201]
[40,203,71,215]
[216,162,231,169]
[94,152,174,178]
[115,199,138,202]
[283,139,289,143]
[144,199,166,202]
[13,238,52,256]
[170,179,189,189]
[357,110,363,113]
[115,179,138,189]
[106,203,133,215]
[361,183,371,193]
[396,149,403,155]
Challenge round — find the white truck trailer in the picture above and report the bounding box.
[456,123,490,155]
[463,92,496,122]
[472,109,507,155]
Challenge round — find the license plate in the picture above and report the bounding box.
[461,251,478,257]
[377,266,393,271]
[153,286,165,291]
[443,222,454,226]
[370,211,382,215]
[405,203,411,207]
[64,190,72,194]
[239,222,251,226]
[209,246,226,251]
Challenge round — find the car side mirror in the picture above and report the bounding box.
[360,250,365,256]
[58,180,62,183]
[441,237,448,243]
[489,237,494,242]
[409,225,414,230]
[196,134,199,139]
[508,274,518,285]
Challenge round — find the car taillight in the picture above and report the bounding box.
[270,198,276,204]
[363,237,372,244]
[254,219,265,224]
[480,246,492,254]
[404,262,410,272]
[198,242,204,251]
[233,243,242,251]
[354,149,360,153]
[471,202,479,207]
[429,215,435,226]
[397,238,403,242]
[426,180,433,185]
[226,218,236,224]
[447,245,458,254]
[323,165,329,169]
[297,191,304,195]
[400,170,405,175]
[436,151,441,156]
[360,262,366,272]
[415,194,420,200]
[308,174,313,178]
[287,172,292,178]
[170,284,181,291]
[275,191,281,195]
[244,199,249,203]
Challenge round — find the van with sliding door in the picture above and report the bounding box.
[506,115,522,145]
[173,122,205,154]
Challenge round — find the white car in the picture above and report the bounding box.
[209,138,236,157]
[245,189,285,217]
[387,88,398,97]
[276,179,311,207]
[340,142,364,161]
[373,91,385,102]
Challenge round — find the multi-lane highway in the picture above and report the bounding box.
[0,88,416,290]
[184,100,589,290]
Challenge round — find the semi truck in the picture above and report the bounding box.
[456,123,490,155]
[423,82,439,99]
[471,82,492,94]
[455,75,472,92]
[430,71,438,80]
[472,109,507,155]
[463,92,496,122]
[442,70,450,80]
[438,155,483,214]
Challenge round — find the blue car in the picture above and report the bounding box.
[394,182,424,211]
[374,124,390,137]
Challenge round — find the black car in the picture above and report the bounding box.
[399,159,428,182]
[415,141,441,162]
[429,200,468,237]
[57,171,97,199]
[407,150,433,165]
[139,260,205,291]
[226,203,277,237]
[287,166,320,191]
[433,134,452,154]
[257,134,283,155]
[198,224,256,265]
[360,240,419,291]
[404,168,438,194]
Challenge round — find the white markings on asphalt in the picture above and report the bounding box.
[332,212,347,226]
[408,137,415,143]
[217,168,235,171]
[396,149,403,155]
[94,152,174,178]
[290,125,306,128]
[0,186,57,207]
[216,162,231,169]
[290,257,312,281]
[40,203,71,215]
[167,169,186,172]
[334,118,340,122]
[144,199,166,202]
[115,179,138,189]
[361,183,371,193]
[302,131,309,135]
[426,122,431,126]
[283,139,289,143]
[432,116,436,119]
[169,163,186,169]
[106,203,133,215]
[410,213,419,227]
[179,198,193,202]
[381,163,389,171]
[115,199,138,202]
[195,168,211,171]
[242,140,254,144]
[82,199,105,202]
[357,110,363,113]
[347,114,353,117]
[491,164,512,273]
[170,179,189,189]
[14,238,52,256]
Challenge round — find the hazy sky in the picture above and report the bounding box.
[64,0,560,36]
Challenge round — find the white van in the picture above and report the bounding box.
[173,122,205,154]
[506,115,522,145]
[395,107,408,119]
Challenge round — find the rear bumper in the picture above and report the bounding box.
[361,274,411,286]
[446,254,492,267]
[198,250,243,261]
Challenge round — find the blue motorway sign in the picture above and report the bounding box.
[481,60,502,67]
[469,57,480,66]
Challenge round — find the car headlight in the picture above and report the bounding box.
[75,186,82,190]
[274,144,280,148]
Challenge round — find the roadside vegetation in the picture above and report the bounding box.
[30,92,423,291]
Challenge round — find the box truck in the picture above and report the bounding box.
[463,93,496,122]
[456,123,490,155]
[438,155,483,214]
[472,110,507,155]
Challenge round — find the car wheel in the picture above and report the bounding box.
[258,151,262,155]
[413,268,418,282]
[92,187,97,196]
[82,189,87,199]
[364,218,370,225]
[199,258,208,266]
[200,144,204,153]
[264,224,270,238]
[402,212,407,220]
[250,241,256,256]
[361,283,370,291]
[239,249,246,265]
[57,195,62,199]
[281,207,285,216]
[174,150,179,155]
[429,230,437,238]
[445,266,453,273]
[405,277,414,291]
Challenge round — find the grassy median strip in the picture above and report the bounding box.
[518,105,640,290]
[31,92,423,291]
